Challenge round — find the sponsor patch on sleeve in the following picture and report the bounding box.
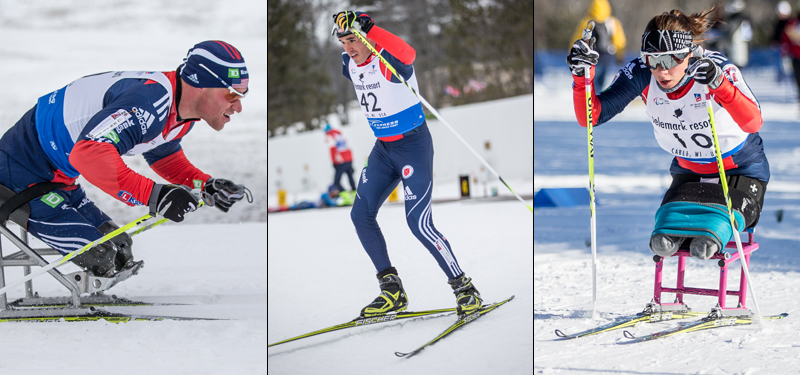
[117,190,144,206]
[87,109,133,141]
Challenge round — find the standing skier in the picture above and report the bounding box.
[324,123,357,200]
[332,11,482,317]
[567,7,768,259]
[0,40,251,278]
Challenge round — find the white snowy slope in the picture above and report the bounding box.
[0,222,268,375]
[268,199,533,374]
[535,82,800,374]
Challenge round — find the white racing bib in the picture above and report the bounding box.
[347,52,425,137]
[646,76,748,162]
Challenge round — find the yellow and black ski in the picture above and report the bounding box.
[554,309,708,340]
[395,295,515,358]
[268,306,459,348]
[0,310,220,323]
[621,312,789,344]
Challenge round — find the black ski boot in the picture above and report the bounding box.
[448,273,483,316]
[99,221,134,270]
[71,241,118,278]
[360,267,409,317]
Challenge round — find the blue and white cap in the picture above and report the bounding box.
[179,40,249,90]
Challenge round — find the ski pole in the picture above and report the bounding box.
[127,188,207,237]
[127,217,169,237]
[580,21,599,319]
[702,81,764,326]
[346,22,532,212]
[0,213,155,297]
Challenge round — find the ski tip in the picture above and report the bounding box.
[622,330,635,340]
[554,329,566,338]
[395,351,410,358]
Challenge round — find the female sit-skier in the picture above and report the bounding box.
[566,6,768,260]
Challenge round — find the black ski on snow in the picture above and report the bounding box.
[268,306,459,347]
[395,295,515,358]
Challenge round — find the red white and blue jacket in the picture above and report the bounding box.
[572,50,769,182]
[0,71,211,206]
[341,26,426,140]
[325,128,353,165]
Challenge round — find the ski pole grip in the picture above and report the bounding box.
[582,21,595,42]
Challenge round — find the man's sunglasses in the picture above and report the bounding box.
[640,50,691,70]
[199,63,248,101]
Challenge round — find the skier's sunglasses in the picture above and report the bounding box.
[640,49,691,70]
[198,63,249,101]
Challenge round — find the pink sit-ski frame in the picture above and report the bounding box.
[653,230,757,312]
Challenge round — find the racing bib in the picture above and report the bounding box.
[646,76,748,162]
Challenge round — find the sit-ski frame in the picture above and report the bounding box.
[0,221,143,319]
[652,228,757,316]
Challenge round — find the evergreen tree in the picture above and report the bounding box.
[268,0,335,137]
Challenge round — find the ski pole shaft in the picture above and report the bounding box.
[586,66,597,319]
[704,84,763,325]
[348,28,532,212]
[0,213,155,297]
[128,218,169,237]
[581,20,598,319]
[126,190,206,237]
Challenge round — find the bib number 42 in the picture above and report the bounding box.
[360,92,381,112]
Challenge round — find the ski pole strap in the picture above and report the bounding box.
[0,182,68,227]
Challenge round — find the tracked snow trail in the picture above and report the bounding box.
[268,200,533,374]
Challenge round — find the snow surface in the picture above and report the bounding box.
[535,80,800,374]
[268,200,534,374]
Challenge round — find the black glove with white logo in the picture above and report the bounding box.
[686,57,723,90]
[567,38,599,77]
[203,178,252,213]
[149,184,200,222]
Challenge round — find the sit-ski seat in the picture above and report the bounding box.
[652,228,758,317]
[0,183,142,318]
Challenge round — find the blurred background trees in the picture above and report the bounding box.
[534,0,789,52]
[267,0,534,137]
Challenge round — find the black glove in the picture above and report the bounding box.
[686,57,723,89]
[567,38,599,77]
[149,184,200,223]
[333,11,374,34]
[203,178,252,213]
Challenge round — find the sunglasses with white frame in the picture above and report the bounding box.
[198,63,248,99]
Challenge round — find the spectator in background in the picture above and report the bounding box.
[288,184,349,211]
[707,0,752,68]
[773,1,792,45]
[324,123,356,200]
[571,0,626,89]
[772,1,793,82]
[780,2,800,107]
